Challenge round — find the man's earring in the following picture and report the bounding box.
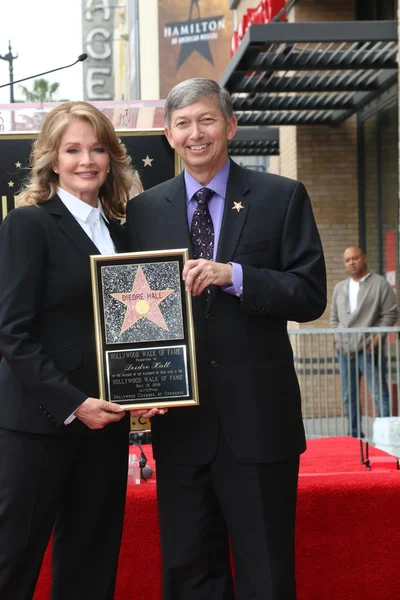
[53,168,58,174]
[107,168,110,173]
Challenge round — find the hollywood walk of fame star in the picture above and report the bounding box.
[8,181,14,188]
[15,161,22,169]
[142,155,154,167]
[111,266,174,334]
[232,201,244,213]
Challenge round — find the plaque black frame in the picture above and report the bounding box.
[90,249,199,409]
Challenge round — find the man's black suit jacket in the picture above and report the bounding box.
[0,195,128,436]
[126,160,326,465]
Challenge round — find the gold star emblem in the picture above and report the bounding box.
[142,155,154,167]
[111,266,174,334]
[8,181,14,188]
[15,161,21,169]
[232,201,244,213]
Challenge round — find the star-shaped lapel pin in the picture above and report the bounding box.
[8,181,14,188]
[142,155,154,167]
[111,266,174,334]
[15,161,22,169]
[232,201,244,213]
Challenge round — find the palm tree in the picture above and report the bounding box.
[19,78,60,102]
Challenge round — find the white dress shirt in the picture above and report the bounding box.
[57,187,116,255]
[57,187,117,424]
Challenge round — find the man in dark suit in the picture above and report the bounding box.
[126,78,326,600]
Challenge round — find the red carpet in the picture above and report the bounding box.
[34,438,400,599]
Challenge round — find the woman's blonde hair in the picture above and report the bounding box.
[18,101,142,219]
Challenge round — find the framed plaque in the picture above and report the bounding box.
[90,249,199,409]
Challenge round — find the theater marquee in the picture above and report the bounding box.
[82,0,114,100]
[159,0,232,98]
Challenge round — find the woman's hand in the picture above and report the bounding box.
[75,397,126,429]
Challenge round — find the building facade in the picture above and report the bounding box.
[229,0,399,326]
[79,0,399,325]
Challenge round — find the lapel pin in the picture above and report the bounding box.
[232,201,244,213]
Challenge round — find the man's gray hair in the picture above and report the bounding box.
[164,78,233,128]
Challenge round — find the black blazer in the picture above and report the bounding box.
[0,195,128,436]
[126,160,326,464]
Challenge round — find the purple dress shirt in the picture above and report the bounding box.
[185,160,243,296]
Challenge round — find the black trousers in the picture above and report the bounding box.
[155,428,300,600]
[0,426,128,600]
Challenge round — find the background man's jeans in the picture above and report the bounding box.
[338,351,390,437]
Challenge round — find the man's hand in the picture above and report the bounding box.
[366,334,380,353]
[183,259,233,296]
[75,399,169,429]
[130,408,168,419]
[75,397,127,429]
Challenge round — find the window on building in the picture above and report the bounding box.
[359,95,398,292]
[363,116,379,274]
[356,0,397,20]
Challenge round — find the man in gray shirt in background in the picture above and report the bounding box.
[330,246,398,437]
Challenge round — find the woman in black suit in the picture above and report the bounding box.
[0,101,164,600]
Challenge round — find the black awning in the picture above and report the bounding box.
[220,21,398,126]
[228,126,279,155]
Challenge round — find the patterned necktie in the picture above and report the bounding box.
[190,187,215,261]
